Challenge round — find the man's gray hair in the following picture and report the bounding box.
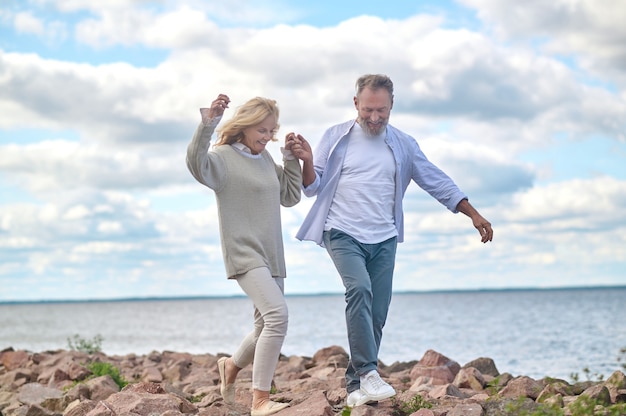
[355,74,394,97]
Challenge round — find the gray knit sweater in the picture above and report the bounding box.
[186,120,301,279]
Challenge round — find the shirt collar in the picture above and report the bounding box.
[231,142,252,154]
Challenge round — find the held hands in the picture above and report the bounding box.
[285,132,312,163]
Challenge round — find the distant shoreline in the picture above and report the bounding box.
[1,284,624,305]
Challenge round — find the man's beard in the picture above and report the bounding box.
[357,117,388,136]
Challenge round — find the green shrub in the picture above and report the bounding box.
[391,394,432,416]
[67,334,104,354]
[86,361,128,389]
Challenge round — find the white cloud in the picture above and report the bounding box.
[11,10,67,43]
[458,0,626,87]
[14,11,45,35]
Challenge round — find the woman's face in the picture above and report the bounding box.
[241,115,277,155]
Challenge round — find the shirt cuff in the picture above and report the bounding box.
[280,147,296,161]
[200,108,221,127]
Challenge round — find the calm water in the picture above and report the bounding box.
[1,288,625,381]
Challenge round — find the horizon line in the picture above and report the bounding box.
[1,284,624,305]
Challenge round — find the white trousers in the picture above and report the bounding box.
[232,267,288,391]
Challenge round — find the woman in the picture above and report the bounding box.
[186,93,311,416]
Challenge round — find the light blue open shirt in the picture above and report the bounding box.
[296,119,468,246]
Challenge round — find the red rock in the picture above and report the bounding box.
[162,358,193,383]
[84,375,120,401]
[312,346,349,368]
[1,350,30,371]
[453,367,485,391]
[579,384,611,406]
[141,366,164,383]
[410,409,435,416]
[0,369,32,388]
[605,370,626,403]
[64,399,97,416]
[463,357,499,377]
[499,376,543,400]
[447,403,483,416]
[16,383,63,406]
[410,350,461,385]
[85,382,196,416]
[429,383,465,399]
[277,390,332,415]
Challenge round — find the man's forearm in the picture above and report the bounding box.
[456,198,479,218]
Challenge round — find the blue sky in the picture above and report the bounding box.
[1,0,625,301]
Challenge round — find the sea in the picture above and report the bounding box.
[1,287,625,381]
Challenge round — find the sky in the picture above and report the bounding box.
[1,0,625,302]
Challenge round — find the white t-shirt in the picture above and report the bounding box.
[324,123,398,244]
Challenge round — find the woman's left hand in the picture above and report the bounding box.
[286,133,312,163]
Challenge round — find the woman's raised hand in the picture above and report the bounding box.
[201,94,231,123]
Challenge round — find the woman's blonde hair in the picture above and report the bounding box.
[215,97,280,146]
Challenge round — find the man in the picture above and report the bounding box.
[294,74,493,408]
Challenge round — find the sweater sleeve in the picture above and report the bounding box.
[186,119,228,192]
[275,158,302,207]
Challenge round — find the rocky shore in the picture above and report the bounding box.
[1,346,625,416]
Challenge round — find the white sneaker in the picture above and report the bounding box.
[347,390,370,408]
[359,370,396,402]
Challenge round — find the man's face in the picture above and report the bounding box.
[354,87,393,136]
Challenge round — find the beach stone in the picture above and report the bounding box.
[447,402,484,416]
[324,388,346,406]
[491,372,513,392]
[17,383,63,407]
[141,366,163,383]
[410,350,461,385]
[605,370,626,402]
[428,383,465,399]
[536,381,572,403]
[37,368,70,388]
[499,376,543,399]
[605,370,626,389]
[19,403,57,416]
[409,409,435,416]
[0,369,33,389]
[453,367,485,391]
[348,405,381,416]
[543,393,564,408]
[1,351,30,371]
[84,375,120,401]
[85,382,196,416]
[279,390,332,415]
[579,384,611,406]
[571,380,595,395]
[162,358,193,383]
[0,391,17,411]
[64,399,97,416]
[312,345,349,369]
[64,383,90,403]
[463,357,499,377]
[386,360,418,373]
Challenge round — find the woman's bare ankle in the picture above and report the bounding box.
[252,389,270,409]
[224,358,240,384]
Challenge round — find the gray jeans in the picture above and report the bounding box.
[323,229,397,393]
[232,267,288,391]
